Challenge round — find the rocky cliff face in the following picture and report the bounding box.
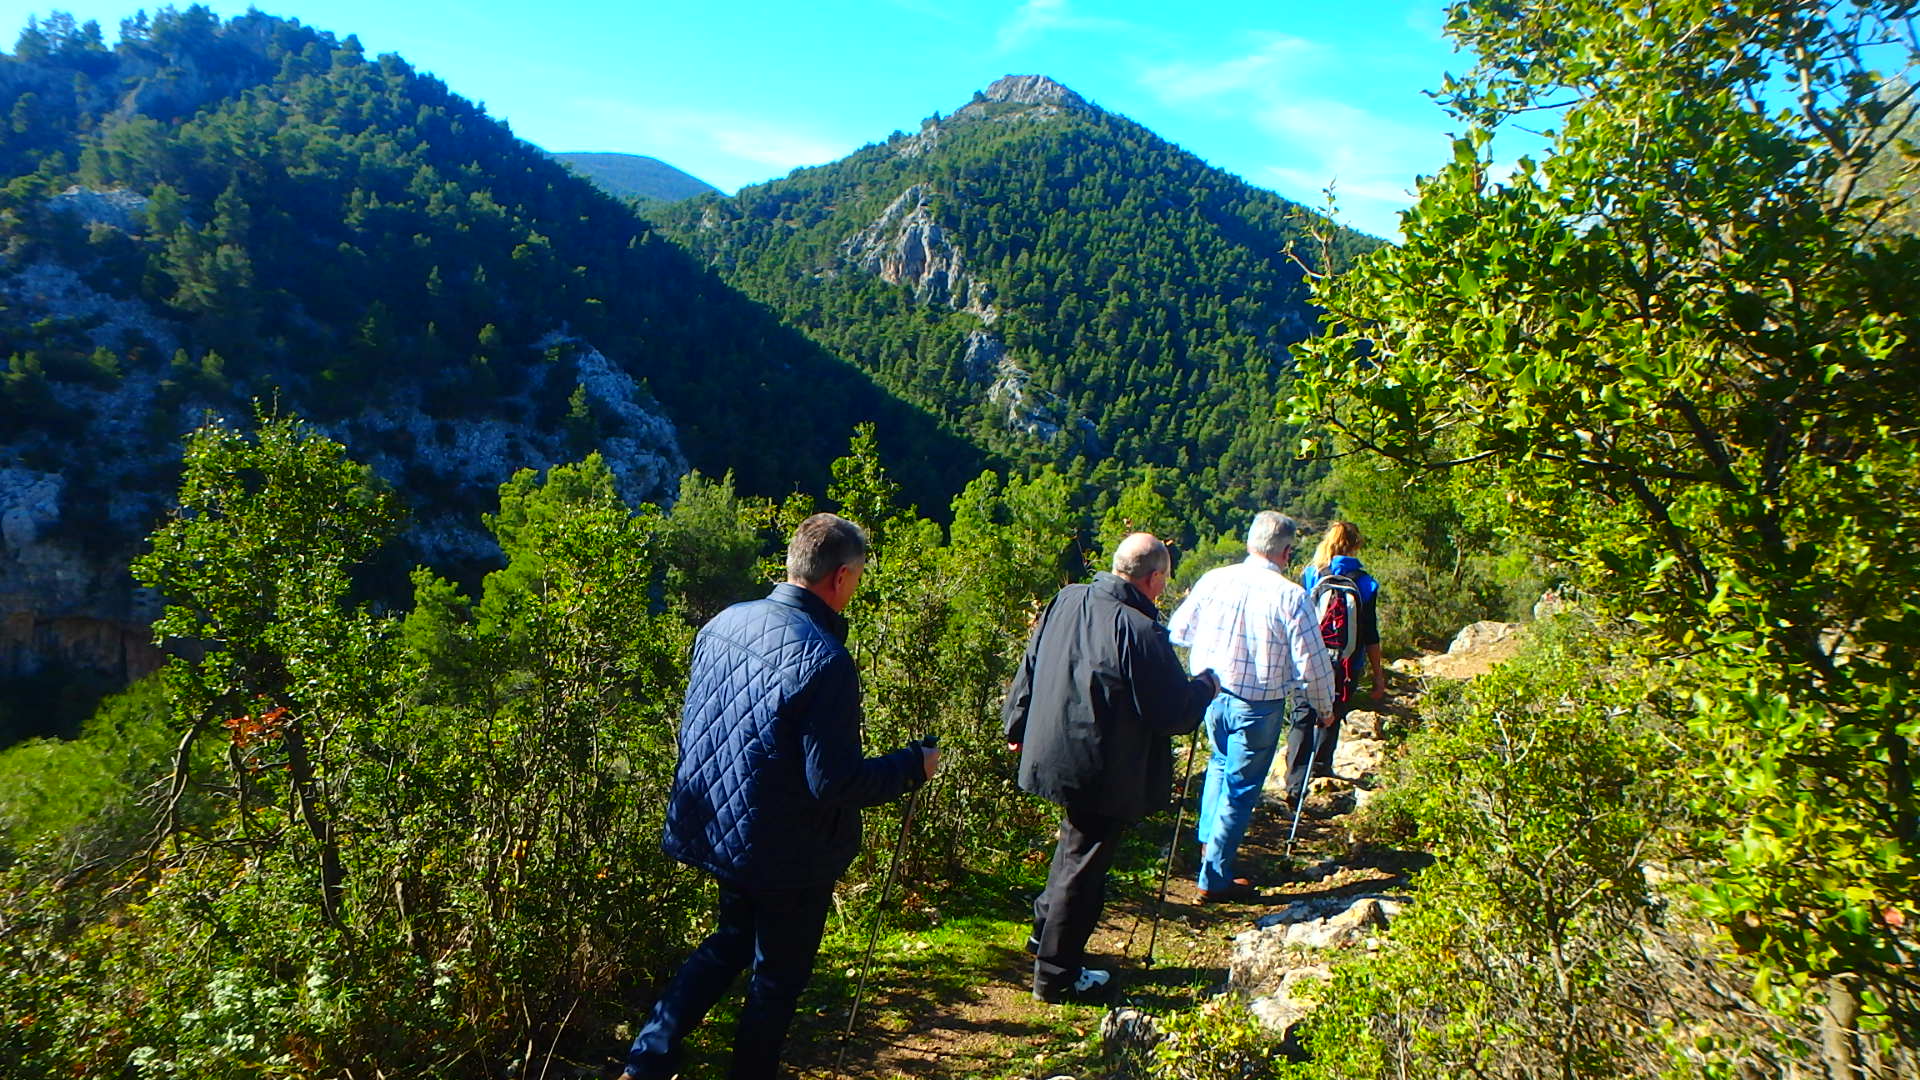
[344,336,687,562]
[0,468,163,686]
[839,184,996,316]
[0,192,689,689]
[2,251,185,688]
[835,78,1134,451]
[842,183,1105,452]
[841,183,1111,450]
[898,74,1092,159]
[968,330,1099,451]
[980,74,1089,110]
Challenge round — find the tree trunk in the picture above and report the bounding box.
[1819,976,1863,1080]
[284,714,345,925]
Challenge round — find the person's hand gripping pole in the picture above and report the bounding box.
[835,735,939,1076]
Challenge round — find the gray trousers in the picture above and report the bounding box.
[1280,701,1337,799]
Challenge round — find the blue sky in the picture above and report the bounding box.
[2,1,1483,237]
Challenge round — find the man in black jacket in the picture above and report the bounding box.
[1003,533,1218,1003]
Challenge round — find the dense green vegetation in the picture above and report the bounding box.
[651,84,1381,537]
[0,412,1112,1075]
[1280,0,1920,1075]
[0,6,974,516]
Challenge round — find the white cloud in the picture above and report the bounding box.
[1253,99,1452,236]
[703,121,847,171]
[1139,35,1320,102]
[995,0,1134,54]
[1134,36,1458,237]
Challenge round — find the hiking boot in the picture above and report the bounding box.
[1034,967,1112,1004]
[1198,880,1260,903]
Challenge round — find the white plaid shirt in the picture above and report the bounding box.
[1168,554,1335,715]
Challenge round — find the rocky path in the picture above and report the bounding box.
[773,676,1436,1080]
[582,626,1521,1079]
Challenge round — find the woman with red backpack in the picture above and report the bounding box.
[1300,522,1386,778]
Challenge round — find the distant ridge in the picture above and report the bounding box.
[551,152,719,202]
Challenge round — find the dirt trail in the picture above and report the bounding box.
[787,686,1432,1080]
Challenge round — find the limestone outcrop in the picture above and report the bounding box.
[46,186,152,232]
[0,232,687,691]
[845,193,1112,450]
[1229,892,1406,1038]
[342,337,687,563]
[840,185,995,317]
[981,74,1089,110]
[1402,620,1525,680]
[980,344,1100,451]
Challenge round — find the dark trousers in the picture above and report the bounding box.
[1281,701,1337,800]
[1030,805,1124,996]
[627,881,835,1080]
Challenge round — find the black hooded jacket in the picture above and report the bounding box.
[1002,572,1213,821]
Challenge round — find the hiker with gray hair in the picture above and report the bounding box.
[1004,532,1218,1003]
[1168,511,1335,901]
[624,512,939,1080]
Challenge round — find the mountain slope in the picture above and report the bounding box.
[551,151,719,202]
[653,75,1382,530]
[0,9,977,703]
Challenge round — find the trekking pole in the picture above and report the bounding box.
[1142,722,1204,968]
[835,735,936,1077]
[1285,719,1322,857]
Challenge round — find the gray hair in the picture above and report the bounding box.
[1246,511,1297,560]
[786,512,869,584]
[1111,532,1171,580]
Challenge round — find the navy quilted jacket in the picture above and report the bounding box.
[663,584,925,890]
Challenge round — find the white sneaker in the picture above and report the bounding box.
[1036,966,1112,1004]
[1074,968,1111,993]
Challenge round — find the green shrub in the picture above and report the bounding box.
[1150,995,1285,1080]
[1303,617,1911,1077]
[0,677,174,859]
[0,421,1122,1073]
[1302,617,1688,1079]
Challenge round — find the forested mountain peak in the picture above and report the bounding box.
[549,151,719,203]
[655,77,1381,532]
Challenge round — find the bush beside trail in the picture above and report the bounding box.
[0,415,1073,1078]
[1139,617,1913,1080]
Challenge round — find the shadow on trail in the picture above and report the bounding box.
[1114,961,1226,1010]
[790,938,1083,1078]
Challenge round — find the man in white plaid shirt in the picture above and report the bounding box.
[1168,511,1335,900]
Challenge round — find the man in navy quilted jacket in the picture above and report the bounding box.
[624,513,940,1080]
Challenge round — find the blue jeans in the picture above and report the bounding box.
[627,881,834,1079]
[1195,693,1288,892]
